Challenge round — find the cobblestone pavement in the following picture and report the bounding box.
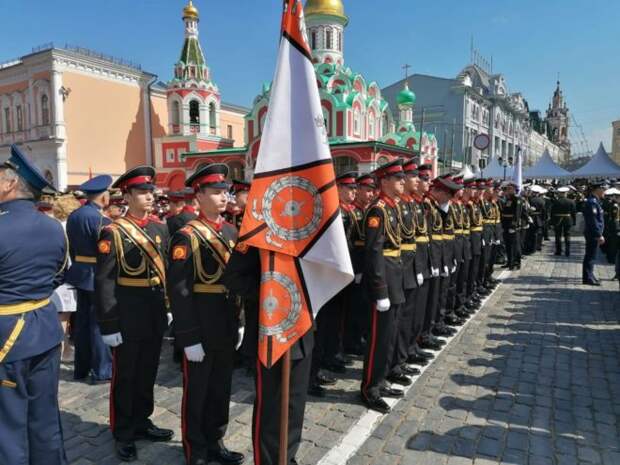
[60,235,620,465]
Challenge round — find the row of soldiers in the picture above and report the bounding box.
[1,144,548,465]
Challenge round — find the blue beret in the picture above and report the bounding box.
[4,144,55,193]
[79,175,113,194]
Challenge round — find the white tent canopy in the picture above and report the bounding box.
[457,164,475,180]
[523,149,570,179]
[481,156,513,179]
[569,143,620,178]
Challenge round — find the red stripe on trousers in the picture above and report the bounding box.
[253,358,263,465]
[363,304,378,399]
[181,356,192,464]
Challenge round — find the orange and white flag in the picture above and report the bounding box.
[239,0,353,368]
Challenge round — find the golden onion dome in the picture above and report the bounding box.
[183,0,199,19]
[304,0,348,25]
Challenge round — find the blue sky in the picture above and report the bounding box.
[1,0,618,156]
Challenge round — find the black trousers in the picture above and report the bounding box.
[478,245,492,287]
[485,246,497,282]
[410,279,430,352]
[310,295,342,378]
[0,345,67,465]
[446,262,460,312]
[74,289,112,381]
[467,255,480,298]
[181,348,234,464]
[456,258,469,309]
[555,224,571,255]
[436,274,451,322]
[361,303,399,400]
[110,338,162,441]
[422,277,440,333]
[252,355,311,465]
[390,287,416,375]
[342,282,367,353]
[582,236,599,282]
[504,231,520,268]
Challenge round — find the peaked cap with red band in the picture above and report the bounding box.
[417,163,433,179]
[231,179,251,194]
[356,173,377,189]
[186,163,229,191]
[336,171,358,186]
[431,174,462,194]
[374,159,405,179]
[403,159,418,174]
[112,165,156,192]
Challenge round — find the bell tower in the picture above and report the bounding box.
[304,0,348,66]
[167,1,221,137]
[546,80,571,156]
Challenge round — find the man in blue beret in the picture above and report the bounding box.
[0,145,68,464]
[65,174,114,383]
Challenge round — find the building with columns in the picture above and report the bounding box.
[0,1,247,191]
[179,0,439,179]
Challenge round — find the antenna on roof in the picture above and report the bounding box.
[402,64,412,81]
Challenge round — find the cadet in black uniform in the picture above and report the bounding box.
[224,179,250,231]
[501,181,524,270]
[409,164,444,355]
[343,173,376,356]
[168,164,244,465]
[387,160,420,385]
[602,191,619,264]
[310,172,357,396]
[166,188,198,236]
[222,245,314,465]
[527,187,547,252]
[361,159,406,414]
[550,187,576,256]
[95,166,173,462]
[464,179,484,309]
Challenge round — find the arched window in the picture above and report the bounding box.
[322,106,330,136]
[382,113,389,135]
[338,31,342,52]
[311,30,317,50]
[171,101,180,126]
[189,100,200,124]
[325,29,332,49]
[16,105,23,131]
[353,108,360,136]
[209,102,216,133]
[561,127,566,137]
[333,156,358,175]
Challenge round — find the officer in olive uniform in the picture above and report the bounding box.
[361,159,406,414]
[95,166,173,462]
[501,181,524,270]
[224,180,251,231]
[550,187,576,256]
[167,188,198,236]
[66,174,114,383]
[222,245,314,465]
[0,145,68,465]
[168,164,244,465]
[582,182,606,285]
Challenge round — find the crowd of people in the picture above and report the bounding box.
[1,143,619,465]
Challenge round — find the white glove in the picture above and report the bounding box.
[508,228,516,234]
[184,343,206,363]
[453,259,458,268]
[166,312,173,326]
[235,326,245,351]
[528,217,534,224]
[482,239,486,246]
[431,267,439,277]
[102,332,123,347]
[451,266,457,273]
[376,298,391,312]
[416,273,424,286]
[354,273,362,284]
[441,266,450,277]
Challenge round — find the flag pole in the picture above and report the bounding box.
[279,349,292,465]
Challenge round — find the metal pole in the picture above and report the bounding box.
[450,119,456,170]
[418,107,426,161]
[278,350,291,465]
